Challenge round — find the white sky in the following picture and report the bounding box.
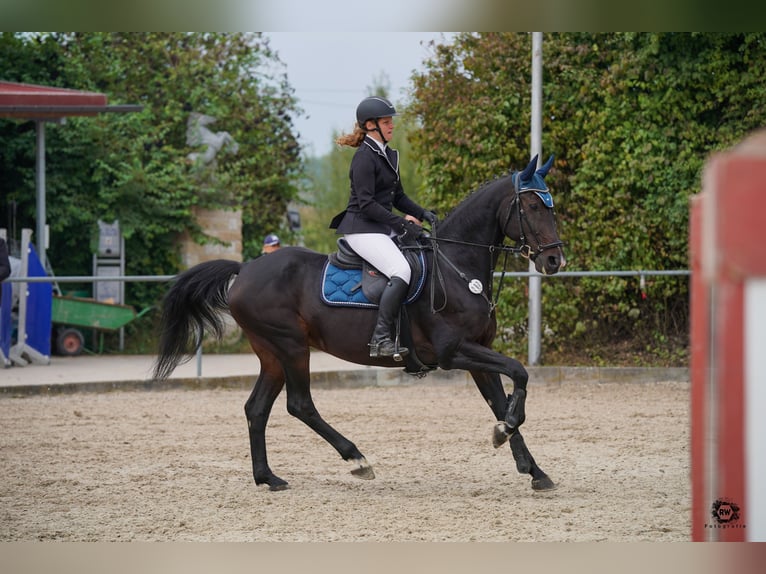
[266,32,453,157]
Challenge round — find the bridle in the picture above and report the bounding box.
[418,172,563,315]
[502,171,564,262]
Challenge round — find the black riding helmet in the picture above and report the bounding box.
[356,96,397,125]
[356,96,397,143]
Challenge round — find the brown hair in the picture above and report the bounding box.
[335,123,367,148]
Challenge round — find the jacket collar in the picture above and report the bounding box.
[363,136,399,173]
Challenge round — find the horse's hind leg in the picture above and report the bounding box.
[282,349,374,480]
[244,354,288,491]
[470,370,555,491]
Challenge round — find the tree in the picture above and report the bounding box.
[1,33,303,305]
[409,32,766,364]
[0,33,304,353]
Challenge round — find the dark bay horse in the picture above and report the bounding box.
[152,155,566,491]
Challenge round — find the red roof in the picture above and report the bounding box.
[0,81,140,120]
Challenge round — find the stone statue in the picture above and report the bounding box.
[186,112,239,166]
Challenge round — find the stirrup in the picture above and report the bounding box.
[369,339,409,361]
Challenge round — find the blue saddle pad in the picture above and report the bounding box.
[321,250,427,309]
[321,265,376,308]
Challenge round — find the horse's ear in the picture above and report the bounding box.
[520,154,538,182]
[537,154,555,178]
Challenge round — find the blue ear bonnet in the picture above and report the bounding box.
[515,154,555,207]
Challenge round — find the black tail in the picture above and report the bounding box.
[152,259,243,380]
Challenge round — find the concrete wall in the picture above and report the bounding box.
[179,207,243,269]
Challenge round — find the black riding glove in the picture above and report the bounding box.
[400,219,425,243]
[422,210,438,225]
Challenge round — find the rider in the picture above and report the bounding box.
[330,95,437,359]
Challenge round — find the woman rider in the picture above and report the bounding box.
[330,96,436,359]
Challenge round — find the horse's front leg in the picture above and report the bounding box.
[439,341,530,439]
[466,370,526,448]
[469,370,555,491]
[438,341,555,491]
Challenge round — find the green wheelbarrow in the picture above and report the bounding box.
[51,295,152,355]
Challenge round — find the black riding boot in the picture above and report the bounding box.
[369,277,409,359]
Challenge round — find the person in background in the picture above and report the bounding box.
[329,95,436,359]
[261,233,281,255]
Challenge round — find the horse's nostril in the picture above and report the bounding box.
[548,255,559,268]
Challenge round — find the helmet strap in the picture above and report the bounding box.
[367,119,388,145]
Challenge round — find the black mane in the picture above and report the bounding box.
[437,172,515,242]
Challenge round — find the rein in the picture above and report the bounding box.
[423,174,563,316]
[425,223,514,317]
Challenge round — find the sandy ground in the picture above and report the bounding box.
[0,380,690,542]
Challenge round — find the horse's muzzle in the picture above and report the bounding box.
[538,248,566,276]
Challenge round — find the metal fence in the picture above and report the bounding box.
[5,269,693,283]
[496,270,690,279]
[6,269,691,366]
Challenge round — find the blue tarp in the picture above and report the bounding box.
[25,244,52,357]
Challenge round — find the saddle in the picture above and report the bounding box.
[321,237,435,377]
[322,237,427,308]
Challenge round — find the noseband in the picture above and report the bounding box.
[503,172,564,261]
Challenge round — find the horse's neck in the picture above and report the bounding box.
[439,185,507,247]
[435,185,508,276]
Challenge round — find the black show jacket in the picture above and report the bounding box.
[330,136,426,235]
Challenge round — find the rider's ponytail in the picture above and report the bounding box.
[335,124,367,148]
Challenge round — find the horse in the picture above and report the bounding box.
[152,155,566,492]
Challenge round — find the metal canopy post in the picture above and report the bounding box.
[528,32,543,366]
[35,120,47,266]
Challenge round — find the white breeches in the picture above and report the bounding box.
[344,233,411,285]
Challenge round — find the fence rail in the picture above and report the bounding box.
[494,270,690,278]
[6,269,692,284]
[5,270,691,367]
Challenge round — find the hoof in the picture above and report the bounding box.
[492,421,511,448]
[256,474,289,491]
[350,457,375,480]
[531,476,557,491]
[269,482,290,492]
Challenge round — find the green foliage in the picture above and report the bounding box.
[298,146,356,254]
[1,32,303,313]
[409,32,766,365]
[409,33,533,213]
[5,32,763,364]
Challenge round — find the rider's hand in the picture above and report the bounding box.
[404,214,422,225]
[400,219,425,242]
